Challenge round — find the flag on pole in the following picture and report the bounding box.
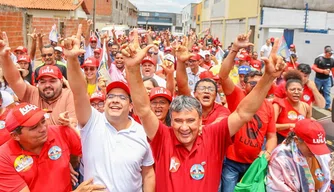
[277,36,290,60]
[49,24,58,43]
[215,46,225,64]
[98,40,112,84]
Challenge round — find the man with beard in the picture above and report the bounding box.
[219,31,277,192]
[0,42,75,125]
[34,45,67,82]
[108,43,119,64]
[109,52,127,82]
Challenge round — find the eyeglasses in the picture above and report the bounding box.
[106,94,129,101]
[41,53,53,57]
[196,86,215,93]
[91,101,104,108]
[151,100,168,107]
[247,81,257,87]
[149,52,158,55]
[288,88,303,93]
[84,67,96,72]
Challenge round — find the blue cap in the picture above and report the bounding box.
[238,65,251,75]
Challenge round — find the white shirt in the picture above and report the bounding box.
[186,66,206,92]
[153,74,167,88]
[260,44,272,58]
[80,108,154,192]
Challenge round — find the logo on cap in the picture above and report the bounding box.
[19,104,38,116]
[313,133,326,144]
[41,66,54,74]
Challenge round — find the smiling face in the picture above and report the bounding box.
[115,53,124,70]
[37,77,63,101]
[104,88,132,120]
[150,97,170,122]
[41,47,55,65]
[286,82,303,103]
[84,66,97,81]
[171,109,201,149]
[141,62,156,78]
[194,81,217,108]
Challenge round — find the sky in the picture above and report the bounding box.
[129,0,200,13]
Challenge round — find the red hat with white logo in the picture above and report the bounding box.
[106,81,130,96]
[189,54,201,61]
[149,87,172,102]
[37,65,63,80]
[89,36,98,42]
[164,46,172,52]
[192,46,199,51]
[17,55,31,63]
[90,91,106,102]
[5,103,46,132]
[290,44,295,48]
[94,48,101,54]
[293,119,330,155]
[141,56,156,65]
[14,46,28,53]
[81,57,99,68]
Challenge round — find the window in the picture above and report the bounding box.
[116,1,118,9]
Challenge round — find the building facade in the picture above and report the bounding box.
[111,0,138,28]
[182,3,197,34]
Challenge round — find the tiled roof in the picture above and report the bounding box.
[0,0,84,11]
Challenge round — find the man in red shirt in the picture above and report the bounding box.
[249,51,262,71]
[122,29,285,192]
[0,102,104,192]
[275,64,325,108]
[218,32,278,192]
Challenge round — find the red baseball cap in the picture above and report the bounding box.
[94,48,101,54]
[290,44,295,48]
[149,87,172,102]
[5,103,46,132]
[90,91,106,102]
[81,57,99,68]
[37,65,63,80]
[164,46,172,52]
[14,46,28,53]
[89,36,98,42]
[17,55,31,63]
[293,119,330,155]
[199,71,214,80]
[106,81,130,96]
[189,54,200,61]
[238,54,247,61]
[192,46,199,51]
[141,56,156,65]
[270,37,275,42]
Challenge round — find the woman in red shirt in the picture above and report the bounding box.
[273,70,311,143]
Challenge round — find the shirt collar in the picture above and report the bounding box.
[103,114,137,133]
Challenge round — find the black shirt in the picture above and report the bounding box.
[314,56,334,79]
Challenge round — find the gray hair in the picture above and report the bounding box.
[169,95,202,118]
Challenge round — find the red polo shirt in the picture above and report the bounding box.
[150,120,231,192]
[250,59,262,71]
[0,126,81,192]
[274,81,315,105]
[0,109,10,146]
[202,103,230,125]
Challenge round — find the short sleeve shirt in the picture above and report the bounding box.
[314,56,334,79]
[274,81,315,106]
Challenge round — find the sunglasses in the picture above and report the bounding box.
[84,67,97,72]
[247,81,257,87]
[91,41,97,43]
[41,53,53,57]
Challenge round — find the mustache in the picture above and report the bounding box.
[43,87,54,91]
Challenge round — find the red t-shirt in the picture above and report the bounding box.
[0,126,82,192]
[274,81,315,105]
[202,103,230,125]
[225,86,276,163]
[250,59,262,71]
[0,109,10,146]
[285,62,299,71]
[273,98,305,137]
[150,120,232,192]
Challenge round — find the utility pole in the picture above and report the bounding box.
[93,0,96,31]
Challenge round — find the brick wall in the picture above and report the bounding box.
[84,0,112,16]
[0,5,24,50]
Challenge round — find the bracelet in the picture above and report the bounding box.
[230,49,238,53]
[265,150,271,155]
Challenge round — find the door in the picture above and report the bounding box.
[283,29,294,46]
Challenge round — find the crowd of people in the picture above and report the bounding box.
[0,19,333,192]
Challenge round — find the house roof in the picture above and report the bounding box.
[0,0,86,11]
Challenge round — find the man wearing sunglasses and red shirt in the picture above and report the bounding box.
[34,45,67,83]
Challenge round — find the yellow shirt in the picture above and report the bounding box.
[87,83,97,97]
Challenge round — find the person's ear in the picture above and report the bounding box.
[10,132,20,141]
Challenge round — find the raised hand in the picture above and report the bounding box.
[233,30,254,49]
[27,28,37,41]
[62,24,86,59]
[121,29,154,68]
[160,59,175,75]
[0,32,11,57]
[37,29,45,39]
[262,38,286,78]
[172,43,195,63]
[87,19,93,27]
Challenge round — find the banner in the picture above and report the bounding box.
[277,36,290,60]
[49,24,58,42]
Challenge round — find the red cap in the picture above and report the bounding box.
[290,44,295,48]
[270,37,275,42]
[82,57,99,68]
[212,75,220,81]
[106,81,130,96]
[238,54,247,61]
[149,87,172,102]
[37,65,63,80]
[90,91,106,102]
[94,48,101,54]
[141,56,156,65]
[14,46,28,53]
[189,54,200,61]
[293,119,330,155]
[192,46,199,51]
[5,103,46,132]
[199,71,214,80]
[164,46,172,52]
[89,36,98,42]
[17,55,31,63]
